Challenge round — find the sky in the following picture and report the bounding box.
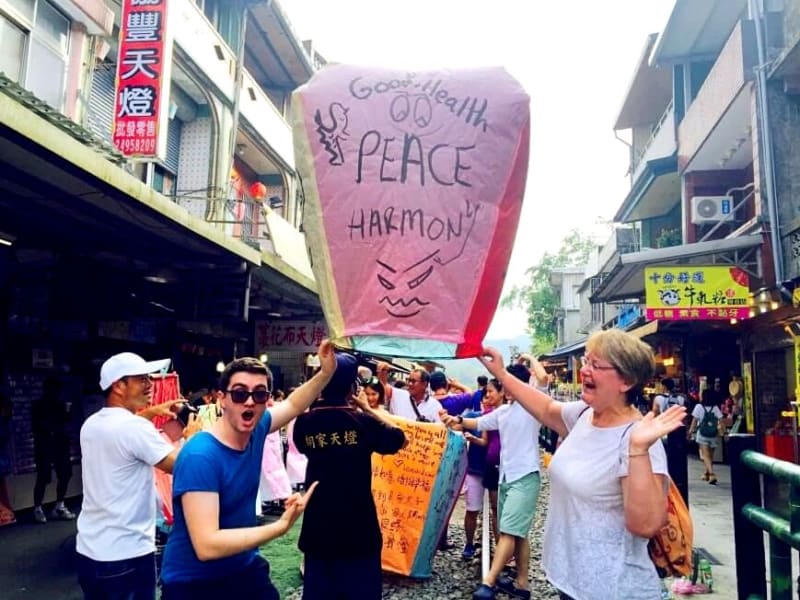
[280,0,677,340]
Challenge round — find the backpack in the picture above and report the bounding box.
[648,478,694,578]
[666,393,684,408]
[699,407,719,438]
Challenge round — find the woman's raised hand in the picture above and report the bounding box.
[629,405,687,453]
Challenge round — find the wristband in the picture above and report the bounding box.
[628,452,649,457]
[456,416,464,425]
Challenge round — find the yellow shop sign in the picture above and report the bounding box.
[644,266,750,320]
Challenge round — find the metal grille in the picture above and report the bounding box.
[86,62,115,143]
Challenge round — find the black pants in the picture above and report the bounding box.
[33,442,71,505]
[558,592,575,600]
[302,553,381,600]
[77,552,156,600]
[160,557,278,600]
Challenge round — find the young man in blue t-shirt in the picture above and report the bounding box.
[160,340,336,599]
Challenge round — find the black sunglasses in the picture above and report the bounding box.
[227,389,271,404]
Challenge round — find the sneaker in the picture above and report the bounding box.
[49,506,76,520]
[33,507,47,524]
[462,543,476,560]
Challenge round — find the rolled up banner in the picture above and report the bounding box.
[292,65,530,358]
[371,417,467,577]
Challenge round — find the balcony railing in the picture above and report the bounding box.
[596,227,641,274]
[678,19,756,171]
[631,100,676,183]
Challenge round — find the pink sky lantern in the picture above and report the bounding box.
[292,65,530,359]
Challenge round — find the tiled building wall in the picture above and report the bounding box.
[176,117,213,219]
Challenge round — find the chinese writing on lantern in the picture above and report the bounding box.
[112,0,169,157]
[255,321,328,352]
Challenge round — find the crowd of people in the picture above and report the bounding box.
[3,327,700,600]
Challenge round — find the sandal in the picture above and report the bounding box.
[472,583,496,600]
[701,472,710,481]
[708,475,718,485]
[496,575,531,600]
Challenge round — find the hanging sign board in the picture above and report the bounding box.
[112,0,173,158]
[644,266,750,320]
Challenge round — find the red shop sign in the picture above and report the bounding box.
[112,0,171,158]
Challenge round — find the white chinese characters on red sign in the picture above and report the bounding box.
[113,0,168,157]
[255,321,328,352]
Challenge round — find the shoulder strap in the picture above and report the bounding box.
[409,394,425,421]
[618,421,638,463]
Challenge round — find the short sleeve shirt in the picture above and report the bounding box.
[542,401,668,599]
[160,412,272,584]
[294,407,405,558]
[77,407,174,561]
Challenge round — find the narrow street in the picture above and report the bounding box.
[0,455,736,600]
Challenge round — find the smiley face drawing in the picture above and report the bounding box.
[376,250,440,318]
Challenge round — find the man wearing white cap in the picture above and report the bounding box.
[76,352,179,600]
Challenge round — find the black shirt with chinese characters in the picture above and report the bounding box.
[294,406,405,558]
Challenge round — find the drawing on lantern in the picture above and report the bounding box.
[314,102,350,166]
[292,65,530,358]
[376,251,438,318]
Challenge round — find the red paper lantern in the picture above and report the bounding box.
[249,181,267,200]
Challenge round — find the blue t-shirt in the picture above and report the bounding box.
[160,412,272,584]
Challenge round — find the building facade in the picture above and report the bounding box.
[0,0,323,508]
[589,0,800,459]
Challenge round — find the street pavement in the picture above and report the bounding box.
[0,455,742,599]
[681,454,736,598]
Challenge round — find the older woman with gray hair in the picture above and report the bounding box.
[479,328,686,600]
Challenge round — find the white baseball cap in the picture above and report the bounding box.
[99,352,171,391]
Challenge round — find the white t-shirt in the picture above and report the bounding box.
[543,401,668,600]
[77,407,174,561]
[388,388,419,420]
[476,401,541,483]
[654,392,685,413]
[415,395,444,422]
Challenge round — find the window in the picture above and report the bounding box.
[0,15,25,82]
[153,165,176,197]
[0,0,70,110]
[590,277,604,324]
[6,0,33,19]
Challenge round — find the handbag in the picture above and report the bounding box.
[619,422,694,578]
[648,478,694,578]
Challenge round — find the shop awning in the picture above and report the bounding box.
[591,234,763,304]
[628,320,659,339]
[538,338,587,361]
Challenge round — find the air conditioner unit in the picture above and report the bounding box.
[690,196,735,225]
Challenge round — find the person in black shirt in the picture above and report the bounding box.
[294,353,406,600]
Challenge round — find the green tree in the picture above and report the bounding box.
[503,229,596,354]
